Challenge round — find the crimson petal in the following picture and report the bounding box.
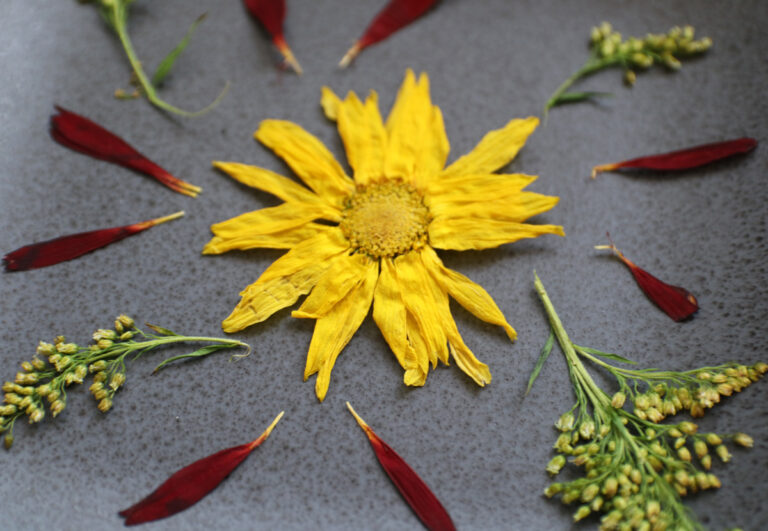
[339,0,440,67]
[50,107,201,197]
[347,403,455,531]
[243,0,302,74]
[592,137,757,178]
[3,211,184,272]
[597,235,698,322]
[119,412,283,526]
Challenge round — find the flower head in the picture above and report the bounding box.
[205,70,564,401]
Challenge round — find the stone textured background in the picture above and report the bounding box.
[1,1,766,529]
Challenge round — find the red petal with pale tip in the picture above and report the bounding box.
[50,107,201,196]
[3,212,184,272]
[339,0,439,67]
[119,412,283,526]
[597,236,698,322]
[591,138,757,178]
[347,403,455,531]
[243,0,302,74]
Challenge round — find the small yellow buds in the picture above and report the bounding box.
[733,433,753,448]
[50,399,66,417]
[678,421,698,435]
[573,505,591,522]
[117,314,135,329]
[547,455,567,475]
[544,483,563,498]
[611,391,626,408]
[57,343,78,354]
[694,439,708,458]
[97,398,113,413]
[93,329,117,341]
[4,433,13,449]
[677,446,692,462]
[556,412,575,432]
[97,339,114,350]
[715,444,731,463]
[109,372,126,391]
[37,341,56,356]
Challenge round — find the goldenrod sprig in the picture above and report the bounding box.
[86,0,228,117]
[531,273,766,530]
[544,23,712,115]
[0,315,249,449]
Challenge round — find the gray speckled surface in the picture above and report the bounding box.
[1,1,767,529]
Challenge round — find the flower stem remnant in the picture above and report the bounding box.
[0,316,250,449]
[531,273,766,530]
[86,0,228,116]
[545,23,712,115]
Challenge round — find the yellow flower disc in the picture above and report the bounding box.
[340,181,429,258]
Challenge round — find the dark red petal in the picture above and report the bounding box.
[242,0,302,74]
[50,107,201,196]
[119,412,283,526]
[3,212,184,272]
[592,137,757,178]
[597,237,698,322]
[339,0,439,67]
[347,403,455,531]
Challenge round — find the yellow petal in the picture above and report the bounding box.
[441,117,539,177]
[394,250,448,368]
[373,258,414,370]
[430,192,560,223]
[212,161,338,210]
[305,259,379,402]
[207,203,340,243]
[293,253,372,319]
[429,218,565,251]
[406,309,430,380]
[222,230,349,332]
[415,249,492,386]
[320,86,342,121]
[204,223,335,254]
[421,246,516,341]
[255,120,354,205]
[335,90,388,186]
[426,173,538,202]
[384,70,449,188]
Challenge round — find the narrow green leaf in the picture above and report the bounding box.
[152,344,231,373]
[554,91,613,104]
[526,328,556,395]
[145,323,179,337]
[576,345,637,365]
[151,13,207,87]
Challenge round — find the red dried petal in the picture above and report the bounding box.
[598,236,698,322]
[50,107,201,196]
[592,138,757,178]
[243,0,302,74]
[347,403,455,531]
[339,0,440,67]
[3,212,184,272]
[119,412,283,526]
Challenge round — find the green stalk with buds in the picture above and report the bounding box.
[530,273,766,530]
[544,23,712,115]
[0,315,250,449]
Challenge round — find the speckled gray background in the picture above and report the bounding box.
[1,1,767,530]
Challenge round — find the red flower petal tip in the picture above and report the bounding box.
[119,411,283,526]
[50,106,201,197]
[591,137,757,178]
[347,403,456,531]
[3,211,184,272]
[596,235,698,322]
[339,0,440,68]
[243,0,303,74]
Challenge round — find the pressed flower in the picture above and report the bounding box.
[243,0,303,74]
[51,107,201,197]
[595,235,698,321]
[339,0,440,67]
[3,211,184,272]
[204,70,564,400]
[346,403,455,531]
[591,137,757,178]
[119,412,283,525]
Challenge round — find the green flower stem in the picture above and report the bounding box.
[544,56,620,114]
[104,0,228,117]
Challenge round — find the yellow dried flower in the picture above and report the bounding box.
[204,71,563,401]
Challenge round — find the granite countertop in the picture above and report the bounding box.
[1,1,766,529]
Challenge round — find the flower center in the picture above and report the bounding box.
[340,180,430,258]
